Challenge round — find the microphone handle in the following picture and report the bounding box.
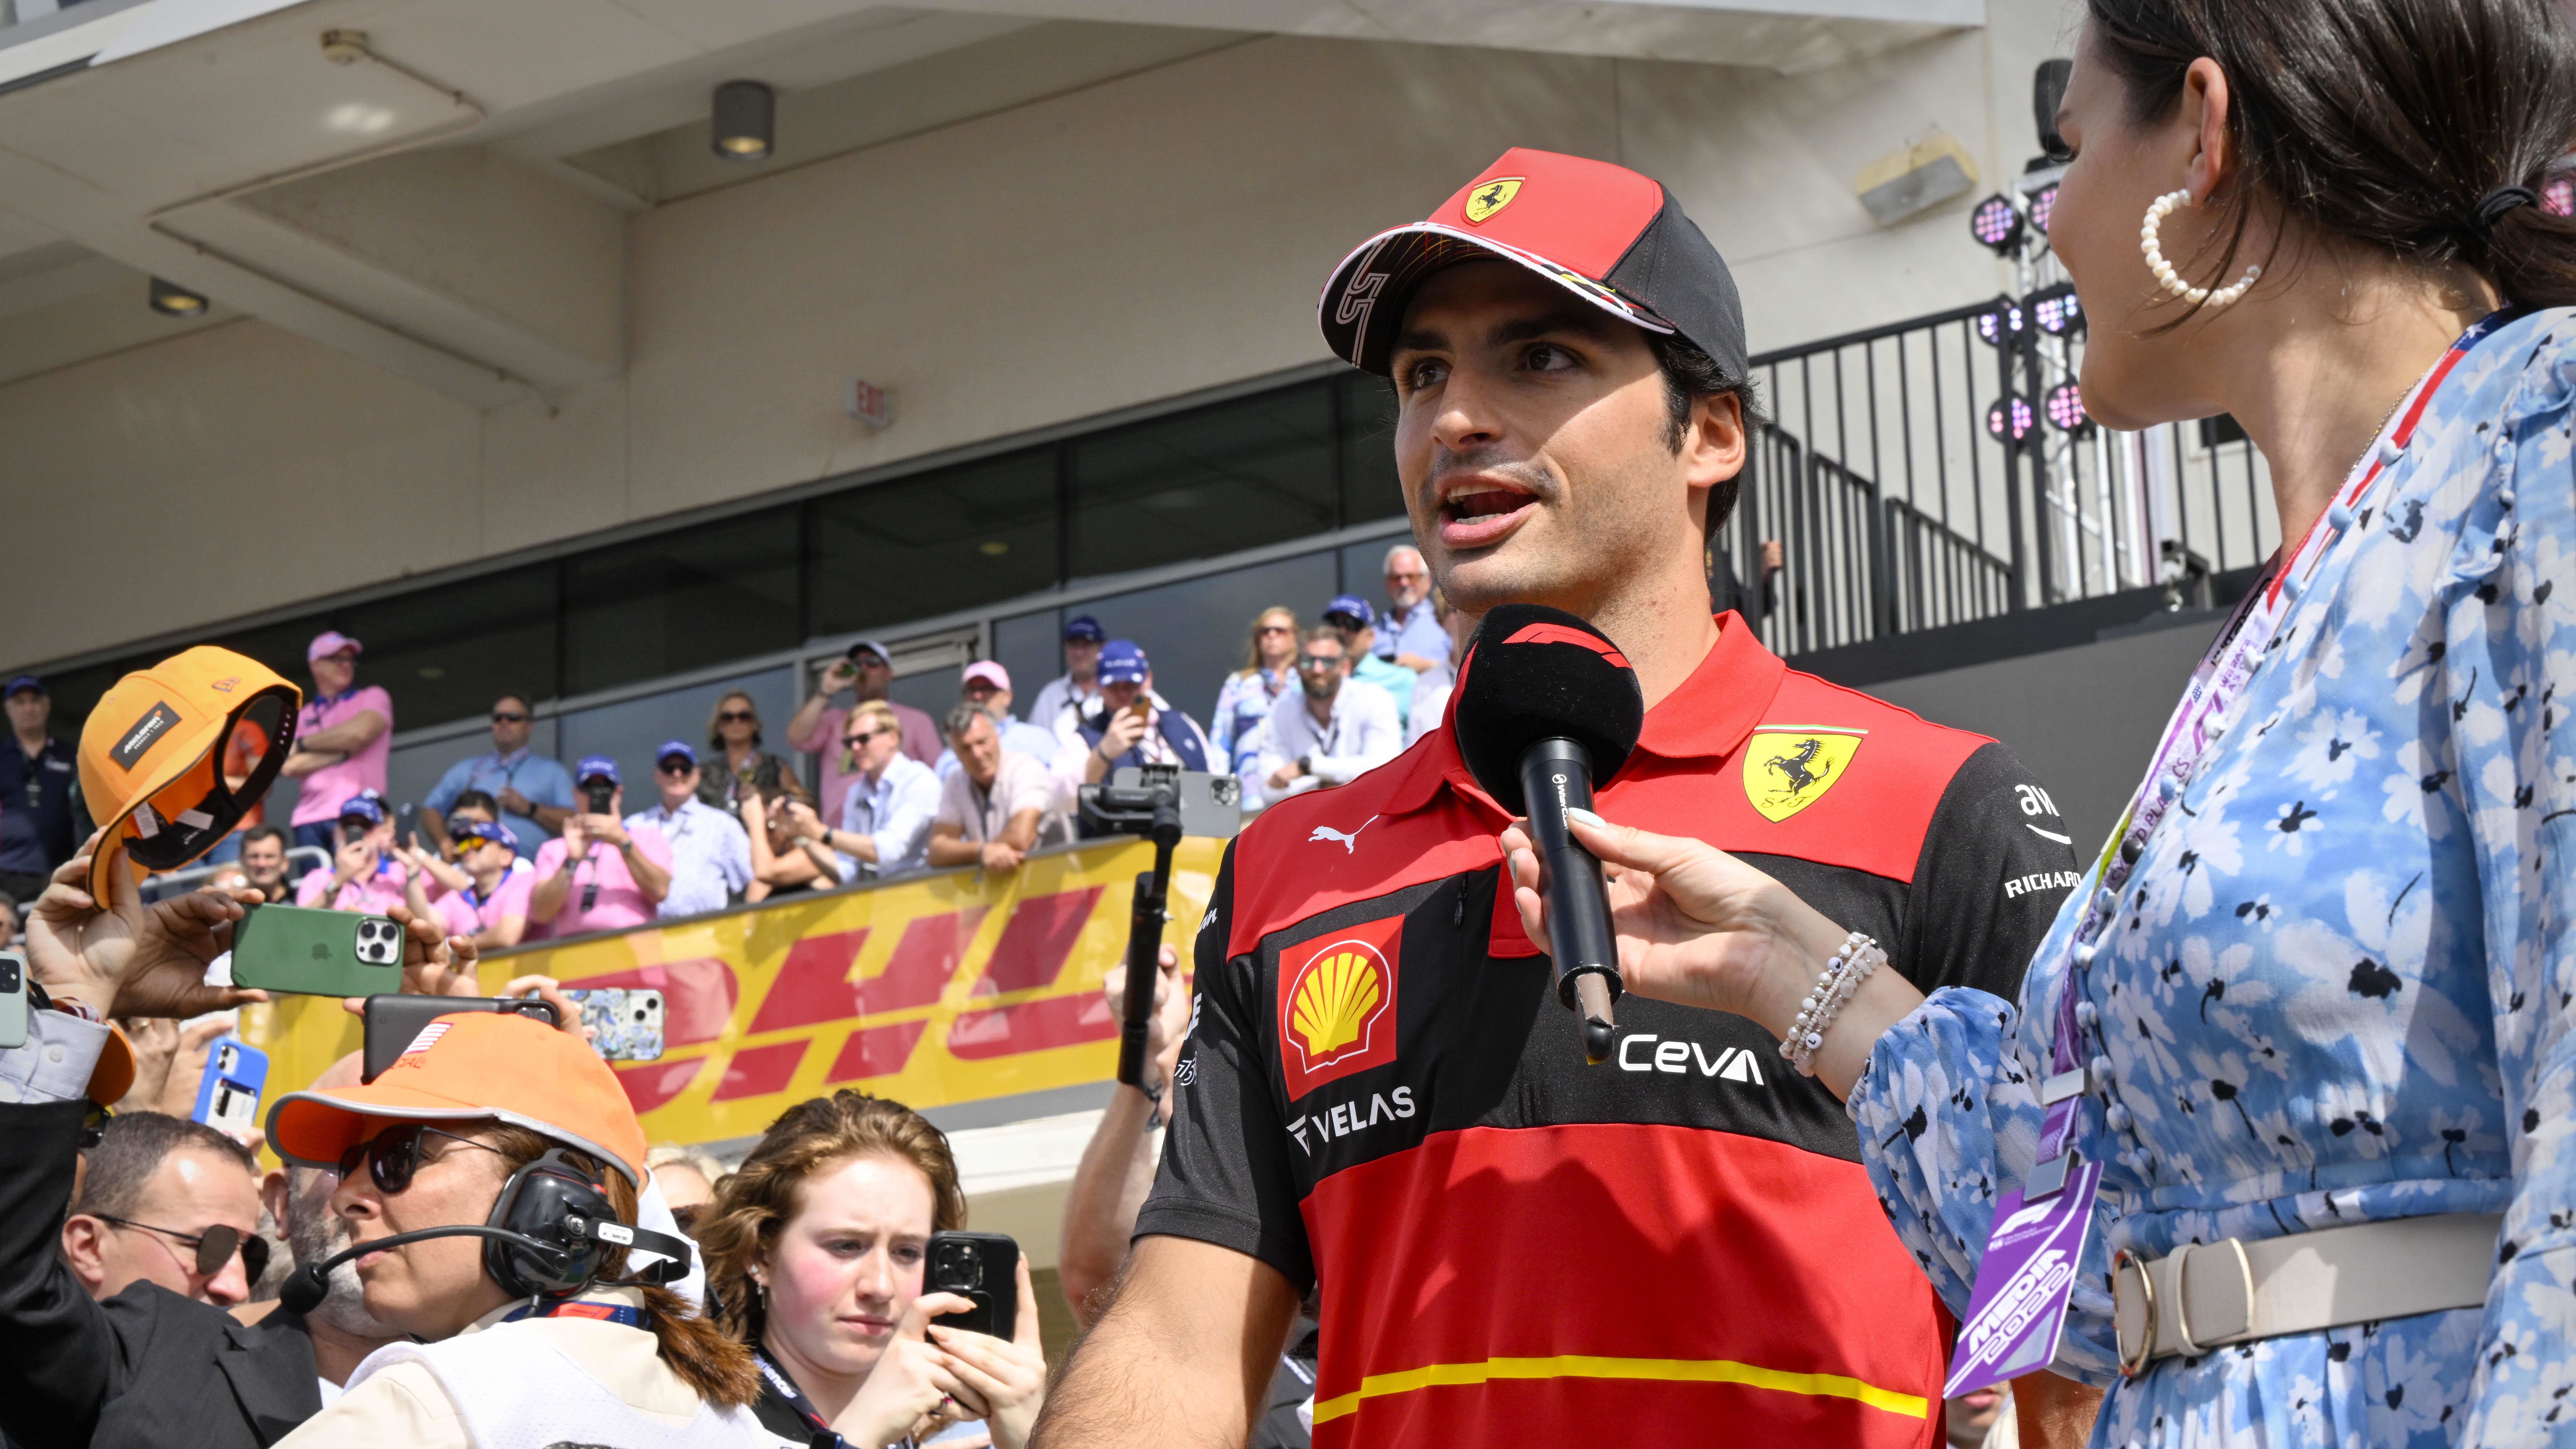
[1515,738,1623,1064]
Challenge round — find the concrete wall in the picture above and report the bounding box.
[1870,614,2215,854]
[4,7,2076,670]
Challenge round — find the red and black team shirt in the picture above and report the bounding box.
[1139,615,2081,1447]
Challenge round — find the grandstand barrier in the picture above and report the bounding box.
[241,834,1225,1146]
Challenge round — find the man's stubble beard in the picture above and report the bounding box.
[285,1169,396,1337]
[1422,446,1680,622]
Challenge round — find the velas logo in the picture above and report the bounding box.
[110,701,183,770]
[1277,914,1403,1101]
[1501,622,1631,670]
[1462,177,1524,225]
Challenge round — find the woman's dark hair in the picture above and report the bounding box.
[2086,0,2576,307]
[695,1090,966,1344]
[482,1125,763,1408]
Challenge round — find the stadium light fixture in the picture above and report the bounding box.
[1985,394,2035,447]
[2044,382,2091,435]
[1973,295,2027,349]
[1969,194,2023,255]
[2027,281,2083,336]
[711,81,775,161]
[148,278,208,317]
[2027,182,2059,237]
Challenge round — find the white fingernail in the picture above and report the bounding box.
[1564,808,1607,830]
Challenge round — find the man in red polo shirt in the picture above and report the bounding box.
[1033,149,2078,1448]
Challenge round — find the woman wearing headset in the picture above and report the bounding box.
[1503,1,2575,1443]
[699,1090,1047,1449]
[263,1003,773,1447]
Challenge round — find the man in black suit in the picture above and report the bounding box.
[0,857,429,1449]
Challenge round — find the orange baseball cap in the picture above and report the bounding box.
[77,646,299,903]
[265,1011,647,1184]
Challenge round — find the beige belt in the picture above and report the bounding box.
[2112,1212,2500,1376]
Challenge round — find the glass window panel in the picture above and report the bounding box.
[807,448,1058,637]
[1070,383,1334,580]
[1339,372,1406,526]
[338,564,557,731]
[562,507,798,697]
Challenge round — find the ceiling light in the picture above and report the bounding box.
[1969,193,2024,255]
[2044,382,2091,434]
[711,80,774,162]
[148,278,208,318]
[2027,281,2083,336]
[1985,394,2035,446]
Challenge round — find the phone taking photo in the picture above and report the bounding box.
[362,994,561,1083]
[0,950,26,1051]
[925,1231,1020,1339]
[556,988,665,1061]
[584,780,615,815]
[192,1038,268,1138]
[229,906,405,998]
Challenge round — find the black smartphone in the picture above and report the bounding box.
[584,780,614,815]
[925,1231,1018,1339]
[362,994,561,1083]
[397,802,417,851]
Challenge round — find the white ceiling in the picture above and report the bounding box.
[0,0,1976,400]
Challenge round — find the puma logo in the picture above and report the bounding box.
[1307,817,1379,853]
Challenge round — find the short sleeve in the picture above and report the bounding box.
[358,685,394,726]
[526,760,575,808]
[421,759,470,812]
[1898,741,2081,999]
[1135,843,1316,1291]
[531,839,568,879]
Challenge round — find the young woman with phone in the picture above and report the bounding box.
[699,1090,1045,1449]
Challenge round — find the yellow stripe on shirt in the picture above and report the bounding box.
[1307,1352,1930,1425]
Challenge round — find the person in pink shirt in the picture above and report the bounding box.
[293,794,408,915]
[412,816,531,949]
[786,640,940,815]
[278,631,393,856]
[529,755,671,938]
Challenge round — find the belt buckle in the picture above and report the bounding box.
[2112,1247,2156,1378]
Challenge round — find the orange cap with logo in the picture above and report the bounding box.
[264,1011,648,1184]
[77,646,299,903]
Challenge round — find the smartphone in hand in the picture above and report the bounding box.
[191,1038,268,1138]
[0,951,26,1051]
[230,906,404,998]
[362,994,560,1083]
[559,988,664,1061]
[925,1231,1020,1339]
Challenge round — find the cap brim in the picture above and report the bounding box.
[89,1021,136,1107]
[1319,222,1674,375]
[85,738,219,905]
[267,1083,640,1184]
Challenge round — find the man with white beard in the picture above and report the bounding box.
[242,1052,402,1401]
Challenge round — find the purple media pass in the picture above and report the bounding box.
[1943,1158,2103,1398]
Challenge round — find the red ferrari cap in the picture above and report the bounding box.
[1319,147,1748,382]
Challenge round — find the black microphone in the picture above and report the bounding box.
[278,1224,570,1314]
[1451,604,1646,1065]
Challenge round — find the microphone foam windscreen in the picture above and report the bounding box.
[1451,603,1645,815]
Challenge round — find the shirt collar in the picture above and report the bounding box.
[487,747,530,768]
[1378,614,1784,820]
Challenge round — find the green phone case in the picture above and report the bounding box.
[230,905,406,998]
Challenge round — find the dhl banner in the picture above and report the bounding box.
[242,838,1222,1146]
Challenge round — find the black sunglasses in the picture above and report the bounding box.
[657,759,695,776]
[94,1214,269,1281]
[1297,653,1346,669]
[717,710,757,724]
[338,1122,507,1196]
[491,711,530,724]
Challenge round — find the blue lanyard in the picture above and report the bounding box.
[501,1297,647,1328]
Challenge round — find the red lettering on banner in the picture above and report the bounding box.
[613,1058,705,1115]
[566,959,738,1046]
[947,992,1115,1060]
[975,888,1103,995]
[711,1041,809,1101]
[744,930,873,1034]
[867,909,988,1012]
[825,1021,930,1082]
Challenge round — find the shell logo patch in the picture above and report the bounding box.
[1277,914,1403,1101]
[1462,177,1524,225]
[1743,727,1866,823]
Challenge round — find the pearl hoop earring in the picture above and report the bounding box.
[2141,188,2260,307]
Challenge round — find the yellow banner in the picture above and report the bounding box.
[242,838,1222,1146]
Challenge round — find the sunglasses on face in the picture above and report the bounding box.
[1257,623,1295,636]
[717,710,757,724]
[1297,654,1346,670]
[491,711,529,724]
[94,1214,269,1281]
[657,760,694,777]
[338,1122,507,1196]
[843,729,888,747]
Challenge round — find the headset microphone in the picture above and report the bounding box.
[1450,603,1646,1065]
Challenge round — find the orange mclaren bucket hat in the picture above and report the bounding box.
[77,646,298,903]
[265,1011,648,1184]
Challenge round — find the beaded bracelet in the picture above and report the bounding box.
[1778,931,1885,1077]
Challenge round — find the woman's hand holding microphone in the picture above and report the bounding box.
[1497,811,1925,1098]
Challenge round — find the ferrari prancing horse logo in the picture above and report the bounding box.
[1743,727,1866,822]
[1463,178,1524,225]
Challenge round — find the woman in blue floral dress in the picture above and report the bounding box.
[1500,1,2576,1443]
